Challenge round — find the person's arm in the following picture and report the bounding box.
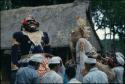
[42,32,51,53]
[42,32,49,45]
[11,32,20,66]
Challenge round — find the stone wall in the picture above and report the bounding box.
[0,1,101,51]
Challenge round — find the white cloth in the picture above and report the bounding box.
[83,67,108,83]
[68,78,81,83]
[48,57,60,64]
[76,38,92,53]
[30,54,45,63]
[22,31,44,46]
[41,70,63,83]
[112,66,124,84]
[76,52,88,82]
[58,63,65,78]
[49,56,65,79]
[115,52,124,66]
[115,52,124,59]
[84,58,96,64]
[76,38,93,82]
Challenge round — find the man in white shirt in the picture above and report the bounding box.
[83,56,108,83]
[112,52,124,84]
[41,57,63,83]
[15,54,45,84]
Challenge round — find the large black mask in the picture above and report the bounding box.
[21,15,39,32]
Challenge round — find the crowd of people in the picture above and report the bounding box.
[11,15,124,84]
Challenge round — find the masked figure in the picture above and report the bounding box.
[70,16,97,82]
[11,15,51,68]
[70,16,91,62]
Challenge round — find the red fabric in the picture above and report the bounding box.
[21,19,28,25]
[107,58,116,68]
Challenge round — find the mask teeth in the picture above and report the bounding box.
[30,25,36,28]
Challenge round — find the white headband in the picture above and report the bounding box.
[48,57,60,64]
[85,58,96,64]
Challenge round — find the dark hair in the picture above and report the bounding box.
[49,64,59,69]
[96,55,102,61]
[29,60,40,69]
[65,66,76,79]
[85,63,96,67]
[86,52,94,58]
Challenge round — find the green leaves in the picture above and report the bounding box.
[91,0,125,40]
[90,0,125,53]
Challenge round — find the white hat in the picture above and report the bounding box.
[48,57,60,64]
[85,57,96,64]
[115,52,124,59]
[55,56,62,61]
[115,52,124,65]
[30,54,45,63]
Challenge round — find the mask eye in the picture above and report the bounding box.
[27,20,35,24]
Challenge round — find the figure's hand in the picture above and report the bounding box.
[12,38,19,46]
[11,62,18,70]
[37,59,50,76]
[80,41,84,51]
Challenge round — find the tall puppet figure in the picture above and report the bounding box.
[70,16,97,82]
[11,15,51,68]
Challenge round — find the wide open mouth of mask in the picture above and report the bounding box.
[24,20,39,32]
[27,20,39,26]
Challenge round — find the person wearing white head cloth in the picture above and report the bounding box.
[15,54,45,84]
[41,57,63,83]
[54,56,66,78]
[75,38,93,82]
[112,52,124,84]
[83,57,108,83]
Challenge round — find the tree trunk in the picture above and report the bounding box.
[86,4,103,53]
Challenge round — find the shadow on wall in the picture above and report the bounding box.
[1,49,11,84]
[11,0,75,8]
[52,46,71,64]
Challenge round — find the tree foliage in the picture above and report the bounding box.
[90,0,125,53]
[91,0,125,40]
[0,0,75,11]
[0,0,12,10]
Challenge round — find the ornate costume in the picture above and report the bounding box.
[71,16,97,82]
[11,15,51,66]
